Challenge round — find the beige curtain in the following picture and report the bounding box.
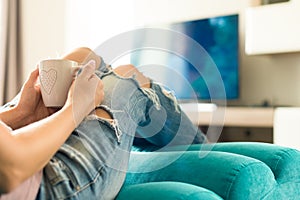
[0,0,22,105]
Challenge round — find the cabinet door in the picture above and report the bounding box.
[246,1,300,54]
[274,107,300,150]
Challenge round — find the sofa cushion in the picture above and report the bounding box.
[125,150,276,199]
[116,181,223,200]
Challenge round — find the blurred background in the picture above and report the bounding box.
[1,0,300,108]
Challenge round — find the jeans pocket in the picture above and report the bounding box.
[44,157,79,199]
[44,133,105,199]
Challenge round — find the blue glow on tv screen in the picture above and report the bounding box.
[131,14,239,100]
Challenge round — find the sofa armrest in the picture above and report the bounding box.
[178,142,300,183]
[116,181,222,200]
[125,150,276,199]
[166,142,300,199]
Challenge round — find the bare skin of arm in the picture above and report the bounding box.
[0,51,103,194]
[0,103,79,193]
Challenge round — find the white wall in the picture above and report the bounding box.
[21,0,67,82]
[20,0,300,106]
[21,0,135,81]
[64,0,134,53]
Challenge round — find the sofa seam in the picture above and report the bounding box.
[224,161,268,200]
[261,180,300,200]
[272,148,296,178]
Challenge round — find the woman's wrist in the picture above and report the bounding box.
[62,101,89,127]
[0,106,29,129]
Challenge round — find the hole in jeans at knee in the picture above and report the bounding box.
[93,106,123,143]
[95,107,113,123]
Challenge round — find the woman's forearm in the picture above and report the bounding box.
[1,104,80,189]
[0,106,30,130]
[15,104,77,170]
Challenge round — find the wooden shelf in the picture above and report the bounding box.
[181,105,274,128]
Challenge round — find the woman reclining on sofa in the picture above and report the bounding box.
[0,47,207,200]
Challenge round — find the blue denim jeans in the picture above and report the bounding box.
[33,61,207,199]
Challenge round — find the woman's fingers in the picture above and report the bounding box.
[68,59,104,126]
[24,67,39,86]
[77,60,96,79]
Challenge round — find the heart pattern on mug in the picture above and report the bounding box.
[40,69,57,95]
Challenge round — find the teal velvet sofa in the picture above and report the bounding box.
[116,142,300,200]
[3,95,300,199]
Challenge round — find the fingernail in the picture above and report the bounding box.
[88,59,96,66]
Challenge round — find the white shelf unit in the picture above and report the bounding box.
[245,1,300,55]
[181,105,274,127]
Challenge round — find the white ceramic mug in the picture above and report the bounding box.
[39,59,79,107]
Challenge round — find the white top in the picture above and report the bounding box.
[0,171,42,200]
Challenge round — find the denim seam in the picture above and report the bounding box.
[55,156,80,191]
[56,166,104,200]
[46,152,104,199]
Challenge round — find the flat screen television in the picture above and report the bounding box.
[131,14,239,101]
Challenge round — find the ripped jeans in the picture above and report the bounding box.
[36,63,207,200]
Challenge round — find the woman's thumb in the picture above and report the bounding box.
[78,60,96,78]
